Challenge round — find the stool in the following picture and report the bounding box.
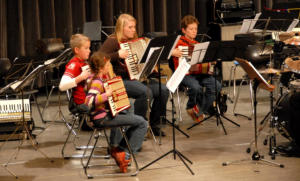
[81,126,139,178]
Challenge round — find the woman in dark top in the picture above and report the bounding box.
[99,14,169,136]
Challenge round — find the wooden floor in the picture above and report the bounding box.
[0,85,300,181]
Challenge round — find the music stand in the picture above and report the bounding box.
[42,48,73,124]
[139,36,194,175]
[222,58,284,168]
[2,64,53,178]
[187,41,243,134]
[140,47,165,143]
[242,11,298,159]
[140,35,190,138]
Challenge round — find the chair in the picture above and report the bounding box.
[80,124,139,178]
[61,90,109,159]
[232,73,254,120]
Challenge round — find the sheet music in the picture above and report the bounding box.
[166,59,190,93]
[190,42,209,66]
[251,13,262,32]
[249,62,268,85]
[9,81,22,91]
[145,47,161,64]
[287,19,299,32]
[240,19,257,33]
[44,58,56,65]
[138,47,163,80]
[10,64,46,92]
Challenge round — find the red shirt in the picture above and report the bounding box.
[173,36,211,75]
[64,56,87,105]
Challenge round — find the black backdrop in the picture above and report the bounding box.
[0,0,264,61]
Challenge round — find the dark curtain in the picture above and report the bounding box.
[0,0,263,61]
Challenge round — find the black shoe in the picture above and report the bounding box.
[152,128,166,137]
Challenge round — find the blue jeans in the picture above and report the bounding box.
[181,74,221,114]
[93,113,147,154]
[124,79,169,129]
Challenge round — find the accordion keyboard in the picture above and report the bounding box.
[0,99,31,123]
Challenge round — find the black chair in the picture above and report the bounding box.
[80,120,139,178]
[61,90,109,159]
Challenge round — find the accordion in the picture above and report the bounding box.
[178,46,192,63]
[0,99,33,140]
[103,76,131,117]
[120,38,148,80]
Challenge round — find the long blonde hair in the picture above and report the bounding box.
[115,13,138,43]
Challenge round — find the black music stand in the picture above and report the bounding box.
[138,47,165,143]
[139,35,194,175]
[187,41,244,134]
[141,35,190,139]
[2,64,53,178]
[244,11,298,159]
[253,11,298,32]
[42,48,73,124]
[222,58,284,168]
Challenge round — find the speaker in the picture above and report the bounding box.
[83,21,102,41]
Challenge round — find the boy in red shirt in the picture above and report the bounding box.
[59,34,91,114]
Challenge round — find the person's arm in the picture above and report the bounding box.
[100,37,121,62]
[100,37,129,61]
[85,79,112,109]
[59,75,77,91]
[59,71,90,91]
[59,62,91,91]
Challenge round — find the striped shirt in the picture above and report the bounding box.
[85,76,109,120]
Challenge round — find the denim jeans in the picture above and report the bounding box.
[93,113,147,154]
[181,74,221,114]
[124,79,169,129]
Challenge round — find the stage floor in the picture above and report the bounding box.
[0,85,299,181]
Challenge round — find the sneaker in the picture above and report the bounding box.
[192,105,200,117]
[113,151,130,173]
[110,147,121,159]
[198,113,205,123]
[187,108,201,123]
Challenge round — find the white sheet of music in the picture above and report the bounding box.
[145,47,161,64]
[190,42,209,66]
[288,19,300,32]
[240,19,257,33]
[44,58,56,65]
[166,59,190,93]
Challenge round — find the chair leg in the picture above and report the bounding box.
[233,77,253,120]
[233,78,245,114]
[61,114,80,158]
[119,127,139,176]
[81,129,98,167]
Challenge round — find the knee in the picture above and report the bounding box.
[188,85,202,95]
[135,115,148,128]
